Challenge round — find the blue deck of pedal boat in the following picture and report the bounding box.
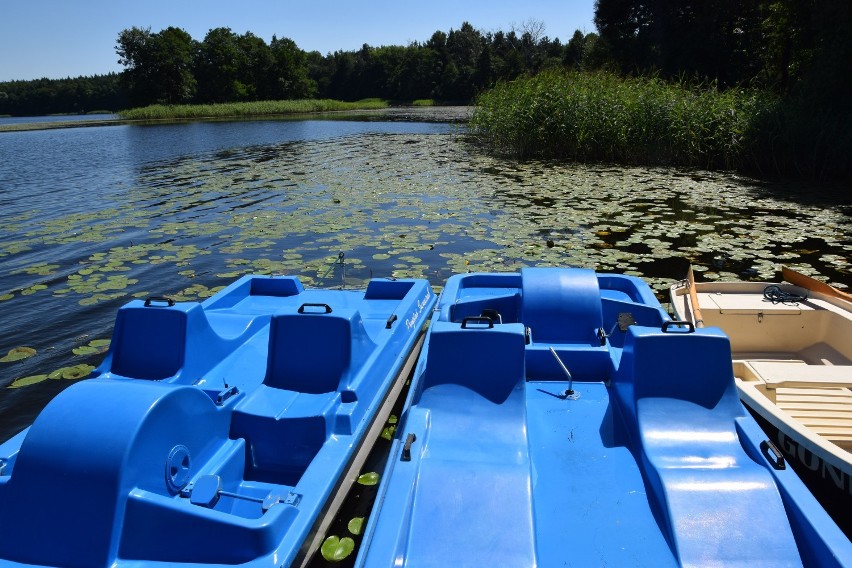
[357,267,851,567]
[0,275,435,568]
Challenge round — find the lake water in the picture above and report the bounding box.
[1,108,850,441]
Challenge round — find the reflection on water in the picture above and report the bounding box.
[0,114,850,440]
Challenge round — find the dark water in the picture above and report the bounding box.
[1,109,850,442]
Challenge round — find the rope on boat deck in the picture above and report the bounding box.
[763,284,808,304]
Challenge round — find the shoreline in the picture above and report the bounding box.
[0,106,473,133]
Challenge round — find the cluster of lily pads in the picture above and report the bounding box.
[319,470,380,562]
[1,128,849,395]
[2,339,108,389]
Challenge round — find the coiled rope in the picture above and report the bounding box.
[763,284,808,304]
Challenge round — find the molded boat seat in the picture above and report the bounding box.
[109,301,255,382]
[521,267,609,380]
[264,309,373,394]
[401,321,537,567]
[619,327,803,566]
[521,267,603,343]
[231,309,374,484]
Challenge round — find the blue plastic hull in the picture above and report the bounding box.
[357,268,851,567]
[0,275,435,568]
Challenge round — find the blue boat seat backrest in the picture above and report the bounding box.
[110,302,191,380]
[264,309,372,394]
[419,320,526,404]
[622,326,735,409]
[521,267,603,344]
[109,301,250,382]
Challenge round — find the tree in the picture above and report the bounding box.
[238,32,275,100]
[269,36,316,99]
[116,26,196,105]
[195,27,246,102]
[594,0,764,85]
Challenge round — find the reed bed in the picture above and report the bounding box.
[118,99,389,121]
[470,71,775,171]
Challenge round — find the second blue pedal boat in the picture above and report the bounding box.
[357,267,851,567]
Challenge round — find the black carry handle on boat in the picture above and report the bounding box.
[144,296,176,307]
[401,433,417,461]
[662,320,694,333]
[760,440,786,470]
[297,303,333,314]
[461,316,494,329]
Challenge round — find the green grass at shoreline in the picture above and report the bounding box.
[118,98,389,120]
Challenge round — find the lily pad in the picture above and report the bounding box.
[380,426,396,441]
[48,364,95,380]
[347,517,364,536]
[72,345,99,356]
[357,472,379,486]
[1,346,37,363]
[320,536,355,562]
[8,374,49,388]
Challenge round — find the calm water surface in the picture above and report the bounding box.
[1,109,850,441]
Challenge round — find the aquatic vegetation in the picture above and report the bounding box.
[348,517,364,536]
[118,99,389,121]
[8,375,49,388]
[7,363,96,389]
[72,339,110,356]
[1,347,36,363]
[48,364,95,380]
[357,472,380,486]
[320,535,355,562]
[471,70,772,171]
[1,121,849,435]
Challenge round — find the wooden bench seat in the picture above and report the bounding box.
[747,361,852,389]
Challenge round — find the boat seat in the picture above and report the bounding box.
[264,311,350,393]
[747,361,852,389]
[617,327,803,566]
[109,301,254,382]
[520,268,610,380]
[229,309,372,484]
[401,321,537,567]
[521,267,603,344]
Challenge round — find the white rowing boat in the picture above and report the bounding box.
[670,266,852,537]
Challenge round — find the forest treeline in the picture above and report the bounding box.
[0,21,598,115]
[2,1,846,113]
[1,1,848,180]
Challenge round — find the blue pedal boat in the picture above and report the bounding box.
[356,268,851,567]
[0,275,435,568]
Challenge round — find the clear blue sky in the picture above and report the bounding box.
[0,0,596,82]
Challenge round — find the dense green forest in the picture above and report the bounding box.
[0,21,592,115]
[0,74,126,116]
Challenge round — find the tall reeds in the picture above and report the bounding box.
[470,71,775,171]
